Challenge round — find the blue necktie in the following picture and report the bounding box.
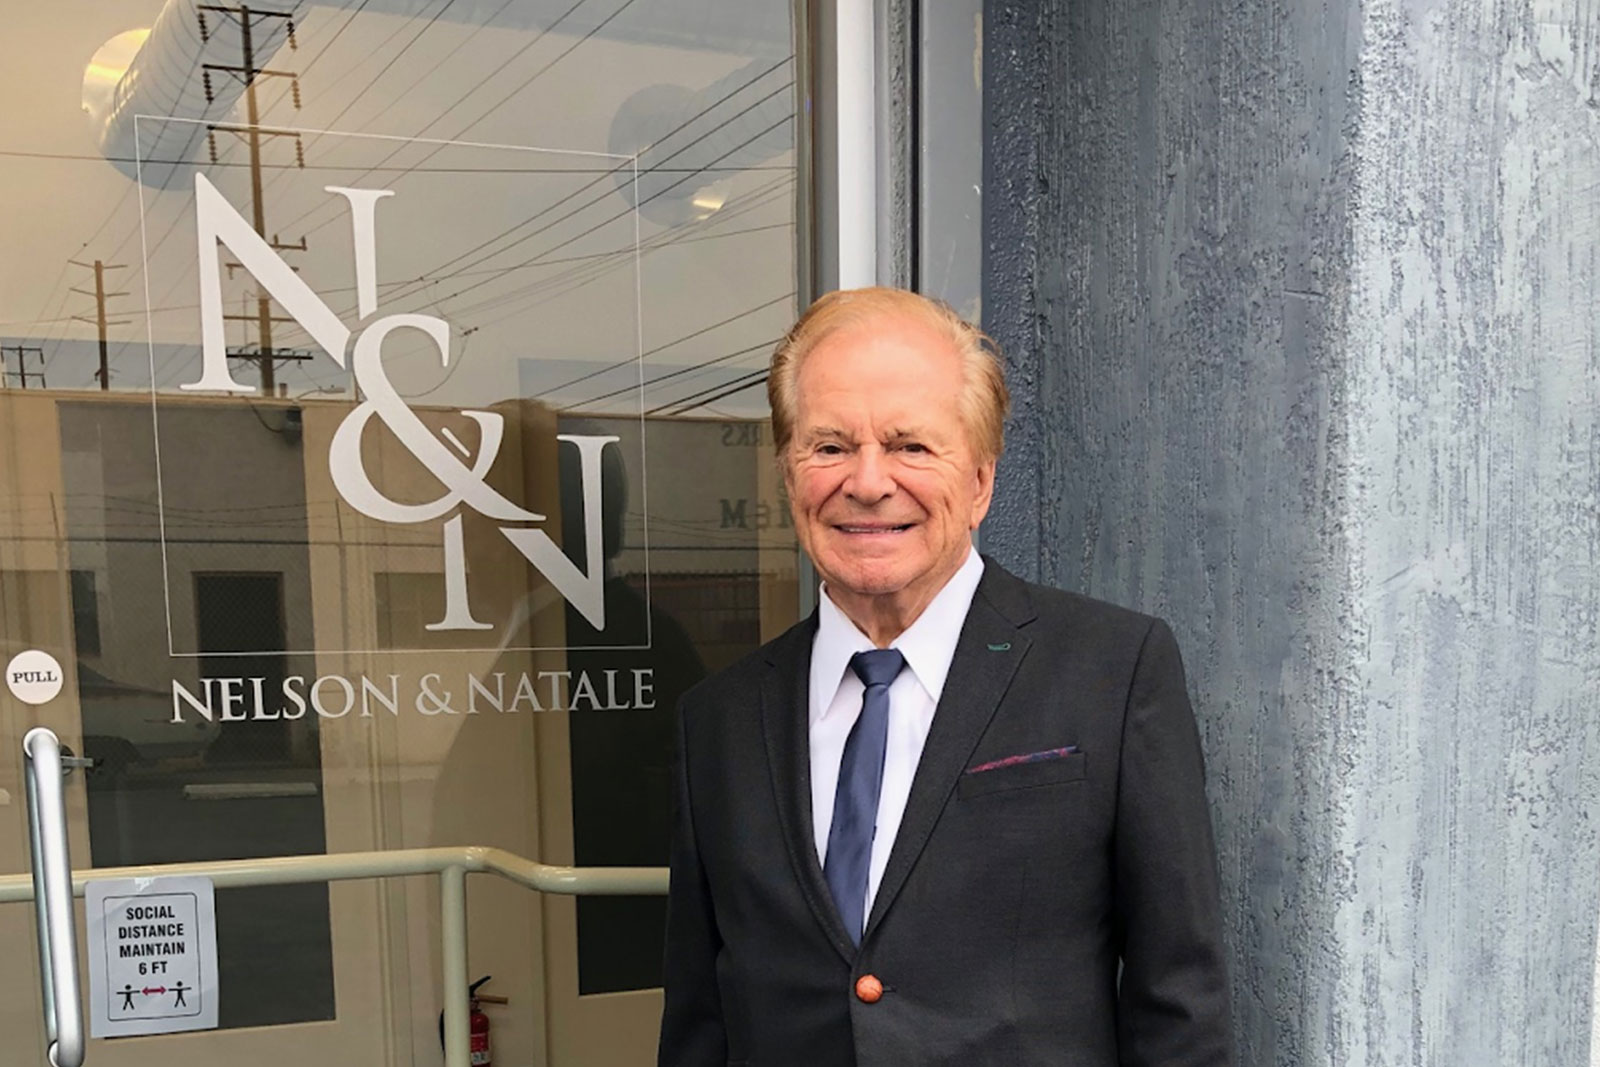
[824,648,906,945]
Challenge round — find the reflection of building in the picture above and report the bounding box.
[0,385,794,1062]
[5,2,806,1061]
[556,413,798,666]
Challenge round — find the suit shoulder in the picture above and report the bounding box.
[1029,583,1160,634]
[978,560,1168,650]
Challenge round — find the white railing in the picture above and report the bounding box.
[5,728,668,1067]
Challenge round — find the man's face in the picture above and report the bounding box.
[783,314,995,627]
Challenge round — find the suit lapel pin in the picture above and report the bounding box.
[986,642,1011,652]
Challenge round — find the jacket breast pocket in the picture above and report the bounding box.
[957,751,1087,799]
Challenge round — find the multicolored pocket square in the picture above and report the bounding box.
[966,746,1080,775]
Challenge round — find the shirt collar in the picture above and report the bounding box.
[811,547,985,722]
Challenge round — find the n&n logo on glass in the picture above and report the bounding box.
[183,174,616,634]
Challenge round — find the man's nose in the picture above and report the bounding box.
[844,447,896,502]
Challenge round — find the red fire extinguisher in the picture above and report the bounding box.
[468,975,492,1066]
[440,975,498,1066]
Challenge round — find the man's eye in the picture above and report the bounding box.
[816,443,845,455]
[898,442,928,454]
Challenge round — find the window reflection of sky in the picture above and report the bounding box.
[4,0,795,419]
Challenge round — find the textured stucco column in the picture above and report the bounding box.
[982,0,1600,1063]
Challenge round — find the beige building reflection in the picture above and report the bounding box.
[0,386,795,1066]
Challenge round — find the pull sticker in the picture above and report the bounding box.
[6,650,63,705]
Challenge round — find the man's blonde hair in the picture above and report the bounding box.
[767,287,1009,462]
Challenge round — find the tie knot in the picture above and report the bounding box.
[850,648,906,690]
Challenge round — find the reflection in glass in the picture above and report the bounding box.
[2,0,800,1059]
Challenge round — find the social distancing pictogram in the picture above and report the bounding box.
[87,876,219,1037]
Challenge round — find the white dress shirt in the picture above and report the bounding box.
[809,547,985,915]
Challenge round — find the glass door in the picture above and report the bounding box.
[1,1,802,1063]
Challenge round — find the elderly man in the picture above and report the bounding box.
[659,288,1231,1066]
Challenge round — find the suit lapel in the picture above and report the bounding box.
[760,617,858,962]
[864,561,1037,937]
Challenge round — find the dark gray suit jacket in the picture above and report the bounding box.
[659,558,1231,1066]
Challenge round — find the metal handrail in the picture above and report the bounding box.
[23,728,85,1067]
[2,831,668,1066]
[0,846,669,902]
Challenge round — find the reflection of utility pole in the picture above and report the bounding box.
[199,3,310,396]
[69,259,129,390]
[1,346,46,389]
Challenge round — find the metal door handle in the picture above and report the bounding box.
[24,728,85,1067]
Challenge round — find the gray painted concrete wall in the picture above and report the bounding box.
[982,0,1600,1063]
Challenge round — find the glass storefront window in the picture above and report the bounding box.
[3,1,801,1062]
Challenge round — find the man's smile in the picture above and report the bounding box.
[833,522,916,534]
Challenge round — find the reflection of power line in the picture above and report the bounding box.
[183,179,793,396]
[432,220,792,283]
[318,173,790,343]
[164,128,785,380]
[231,58,795,358]
[287,210,792,394]
[7,217,774,334]
[373,83,794,318]
[68,259,130,389]
[85,5,368,388]
[162,47,789,344]
[286,219,787,390]
[129,16,796,397]
[654,372,769,416]
[395,310,474,400]
[94,2,365,280]
[1,151,788,172]
[200,3,313,395]
[3,154,790,175]
[12,282,416,333]
[254,0,414,140]
[1,346,46,389]
[31,257,81,381]
[358,110,792,357]
[30,0,382,350]
[143,42,790,389]
[438,176,794,330]
[23,9,356,393]
[362,59,792,312]
[534,292,792,400]
[269,0,607,240]
[259,86,796,361]
[563,338,780,412]
[392,178,794,362]
[52,0,361,352]
[245,0,473,226]
[277,0,476,153]
[275,0,375,99]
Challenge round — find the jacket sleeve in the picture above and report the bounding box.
[1113,619,1234,1066]
[657,699,728,1067]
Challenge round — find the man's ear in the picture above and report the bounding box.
[970,457,996,528]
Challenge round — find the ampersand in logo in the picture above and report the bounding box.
[184,174,617,632]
